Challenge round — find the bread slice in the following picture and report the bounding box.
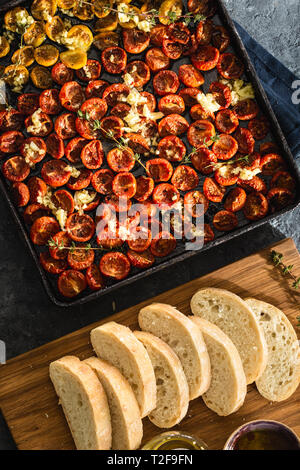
[90,322,156,418]
[190,288,268,384]
[49,356,112,450]
[245,298,300,401]
[190,317,247,416]
[138,303,211,400]
[84,357,143,450]
[134,330,189,428]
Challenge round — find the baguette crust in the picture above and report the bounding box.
[191,288,268,384]
[84,357,143,450]
[134,331,189,428]
[49,356,112,450]
[90,322,156,418]
[138,303,211,400]
[190,317,247,416]
[245,298,300,402]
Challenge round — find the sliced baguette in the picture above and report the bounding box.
[134,330,189,428]
[84,357,143,450]
[90,322,156,418]
[190,288,268,384]
[190,317,247,416]
[138,303,211,400]
[49,356,112,450]
[245,298,300,402]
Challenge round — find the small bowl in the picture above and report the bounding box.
[224,420,300,450]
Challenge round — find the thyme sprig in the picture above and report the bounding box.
[48,237,125,253]
[270,250,300,290]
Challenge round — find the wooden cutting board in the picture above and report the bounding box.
[0,238,299,450]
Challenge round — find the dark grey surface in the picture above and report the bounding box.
[0,0,299,450]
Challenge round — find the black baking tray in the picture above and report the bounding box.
[0,0,300,307]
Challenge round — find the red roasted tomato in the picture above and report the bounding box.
[59,81,85,112]
[123,29,150,54]
[102,46,127,74]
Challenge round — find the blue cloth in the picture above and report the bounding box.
[234,22,300,159]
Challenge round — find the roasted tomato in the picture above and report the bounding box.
[158,94,185,115]
[171,165,199,191]
[190,104,215,122]
[68,247,95,270]
[65,24,93,50]
[259,141,279,156]
[237,176,267,194]
[150,24,169,46]
[55,113,77,140]
[124,60,150,88]
[27,176,47,203]
[94,8,117,29]
[179,87,199,107]
[127,226,152,253]
[157,135,186,162]
[153,70,179,96]
[93,31,119,51]
[0,35,10,58]
[123,29,150,54]
[39,89,62,115]
[203,177,226,202]
[233,151,261,172]
[66,213,95,242]
[30,216,59,245]
[196,19,213,45]
[58,270,87,298]
[24,21,46,48]
[261,153,287,175]
[79,140,103,170]
[125,133,150,154]
[111,103,131,119]
[234,127,255,155]
[168,22,190,44]
[162,39,183,60]
[178,64,204,88]
[191,148,217,174]
[105,193,132,213]
[21,137,47,166]
[137,92,156,113]
[112,172,137,199]
[107,147,135,172]
[17,93,40,115]
[46,133,64,159]
[212,134,238,160]
[30,65,52,89]
[34,44,59,67]
[102,47,127,74]
[209,81,232,109]
[145,47,170,72]
[100,116,124,140]
[159,0,183,25]
[0,109,24,132]
[212,25,230,52]
[40,252,68,274]
[191,45,220,71]
[41,160,71,187]
[244,192,269,220]
[214,165,238,186]
[51,62,74,86]
[270,171,296,193]
[184,190,209,217]
[127,249,155,269]
[224,187,247,212]
[233,99,259,121]
[91,169,114,194]
[152,183,180,206]
[102,83,130,107]
[85,79,109,99]
[2,156,30,182]
[45,15,64,41]
[217,53,244,79]
[100,252,131,280]
[49,231,71,260]
[158,114,189,137]
[67,168,92,191]
[0,131,24,154]
[76,59,101,82]
[11,182,30,207]
[135,176,154,202]
[24,203,51,225]
[75,115,101,140]
[59,81,85,112]
[52,189,74,214]
[73,1,94,20]
[85,264,104,291]
[150,231,176,257]
[65,137,88,163]
[267,188,294,212]
[146,158,173,182]
[215,109,239,134]
[213,210,238,231]
[25,111,53,137]
[187,120,216,148]
[248,117,270,140]
[97,224,124,250]
[187,0,217,17]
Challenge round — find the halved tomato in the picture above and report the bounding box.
[157,135,186,162]
[58,270,87,298]
[187,0,217,16]
[217,53,244,79]
[248,117,270,140]
[65,137,88,163]
[81,140,103,169]
[100,252,131,280]
[112,172,137,198]
[127,226,152,253]
[52,189,74,214]
[153,70,179,96]
[123,29,150,54]
[23,21,46,48]
[0,109,24,132]
[49,231,71,260]
[30,216,60,245]
[187,120,216,148]
[162,39,183,60]
[237,176,267,194]
[11,46,34,67]
[93,31,119,51]
[158,114,189,137]
[111,103,131,119]
[203,177,226,202]
[150,231,176,257]
[191,45,219,71]
[51,62,74,86]
[40,252,68,274]
[46,133,64,159]
[233,99,259,121]
[67,168,92,191]
[146,158,173,182]
[39,89,62,115]
[125,133,150,154]
[91,169,114,194]
[27,176,47,203]
[267,188,294,212]
[196,19,213,45]
[135,176,154,202]
[66,213,95,242]
[30,66,52,89]
[150,24,169,46]
[212,134,238,160]
[2,156,30,182]
[184,190,208,217]
[102,83,130,107]
[17,93,40,115]
[178,64,204,88]
[171,165,199,191]
[0,131,24,154]
[158,94,185,115]
[124,60,150,88]
[85,79,108,99]
[76,59,101,82]
[213,210,238,231]
[55,113,77,140]
[85,264,104,291]
[24,203,51,225]
[191,148,217,174]
[212,25,230,52]
[259,141,279,156]
[234,127,255,154]
[25,111,53,137]
[215,109,239,134]
[80,97,107,121]
[68,247,95,270]
[209,81,232,109]
[243,192,269,220]
[270,171,296,193]
[107,147,135,172]
[152,183,180,206]
[59,81,85,112]
[214,166,238,186]
[41,160,71,187]
[34,44,59,67]
[261,153,286,175]
[100,116,124,140]
[190,104,215,122]
[102,47,127,74]
[11,182,30,207]
[224,187,246,212]
[127,249,155,269]
[145,47,170,72]
[168,21,190,44]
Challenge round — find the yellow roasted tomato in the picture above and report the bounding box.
[159,0,183,25]
[118,5,141,29]
[73,2,94,20]
[34,44,59,66]
[45,15,65,41]
[31,0,57,21]
[93,31,119,50]
[60,49,87,69]
[64,25,93,51]
[94,12,118,32]
[24,21,46,47]
[57,0,76,8]
[93,0,112,19]
[31,65,53,89]
[3,65,29,90]
[11,46,35,67]
[0,36,10,58]
[4,7,33,33]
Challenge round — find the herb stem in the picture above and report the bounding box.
[270,250,300,290]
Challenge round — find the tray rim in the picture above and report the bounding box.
[0,0,300,307]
